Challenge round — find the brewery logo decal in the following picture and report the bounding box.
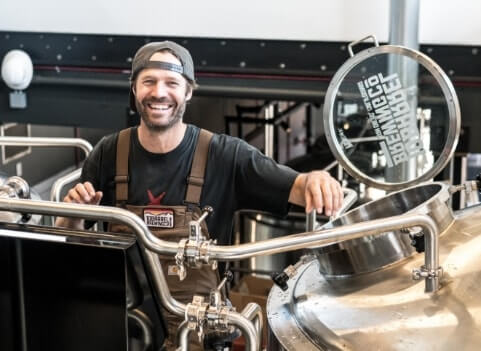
[356,73,424,167]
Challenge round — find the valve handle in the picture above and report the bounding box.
[202,205,214,215]
[217,270,233,291]
[272,272,289,291]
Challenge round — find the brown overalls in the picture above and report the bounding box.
[110,128,221,350]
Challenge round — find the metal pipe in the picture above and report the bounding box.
[0,198,440,292]
[50,168,82,202]
[264,104,274,158]
[306,211,317,231]
[333,188,358,218]
[0,136,93,157]
[134,249,185,316]
[226,311,258,351]
[207,214,436,260]
[0,198,178,255]
[241,303,263,347]
[176,321,191,351]
[0,137,92,211]
[128,309,153,351]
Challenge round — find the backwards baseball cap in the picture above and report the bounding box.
[129,41,195,112]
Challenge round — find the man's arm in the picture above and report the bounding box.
[288,171,343,216]
[55,182,103,229]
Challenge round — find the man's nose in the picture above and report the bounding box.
[152,82,168,97]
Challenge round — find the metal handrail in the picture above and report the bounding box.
[50,168,82,202]
[0,197,441,350]
[0,197,440,291]
[0,136,92,156]
[0,136,92,204]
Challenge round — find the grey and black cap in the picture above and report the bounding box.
[129,41,195,112]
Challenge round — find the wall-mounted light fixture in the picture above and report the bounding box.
[1,50,34,109]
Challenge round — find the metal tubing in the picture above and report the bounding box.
[226,311,258,351]
[0,198,440,292]
[0,136,92,207]
[264,104,274,158]
[0,198,178,255]
[306,211,317,231]
[334,188,358,218]
[128,309,153,351]
[241,303,263,347]
[143,250,186,316]
[176,321,191,351]
[50,168,82,202]
[0,136,93,157]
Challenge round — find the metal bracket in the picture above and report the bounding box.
[185,294,234,343]
[175,239,188,281]
[412,265,443,280]
[185,295,209,342]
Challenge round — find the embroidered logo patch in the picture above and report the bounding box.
[143,208,174,228]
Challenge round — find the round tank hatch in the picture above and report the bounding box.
[323,35,460,190]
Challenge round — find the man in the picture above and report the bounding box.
[56,41,343,349]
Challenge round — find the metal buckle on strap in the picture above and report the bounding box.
[187,176,204,187]
[114,175,129,183]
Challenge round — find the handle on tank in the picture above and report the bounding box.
[347,34,379,57]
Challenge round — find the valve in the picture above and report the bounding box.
[174,239,188,281]
[272,255,315,291]
[210,271,233,308]
[189,206,214,241]
[174,206,216,281]
[412,265,443,280]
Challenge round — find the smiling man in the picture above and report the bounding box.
[56,41,343,350]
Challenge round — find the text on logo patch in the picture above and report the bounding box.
[143,208,174,228]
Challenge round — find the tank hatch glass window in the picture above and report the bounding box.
[324,36,460,190]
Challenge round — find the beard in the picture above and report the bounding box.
[135,97,187,133]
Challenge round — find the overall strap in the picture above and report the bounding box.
[185,129,213,205]
[115,128,132,207]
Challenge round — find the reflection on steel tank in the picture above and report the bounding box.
[235,210,315,277]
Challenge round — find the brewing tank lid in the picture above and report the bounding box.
[323,35,460,190]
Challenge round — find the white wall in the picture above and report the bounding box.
[0,0,479,45]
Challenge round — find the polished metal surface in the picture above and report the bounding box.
[268,204,481,351]
[306,187,358,231]
[323,43,460,191]
[0,183,454,350]
[0,136,92,204]
[0,176,42,224]
[50,168,82,202]
[316,182,452,277]
[238,210,306,274]
[0,136,92,156]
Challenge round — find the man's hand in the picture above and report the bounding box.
[63,182,103,205]
[289,171,343,216]
[55,182,103,229]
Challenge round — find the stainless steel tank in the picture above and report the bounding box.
[0,176,42,224]
[268,193,481,351]
[236,210,311,275]
[267,35,474,350]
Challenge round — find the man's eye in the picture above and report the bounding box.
[143,80,155,85]
[168,81,179,87]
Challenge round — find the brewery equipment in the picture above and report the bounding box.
[266,36,481,350]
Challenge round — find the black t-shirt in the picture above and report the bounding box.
[81,124,298,245]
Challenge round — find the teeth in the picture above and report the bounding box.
[149,103,172,110]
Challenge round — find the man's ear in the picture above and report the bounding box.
[185,86,193,101]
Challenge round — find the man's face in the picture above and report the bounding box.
[133,51,192,132]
